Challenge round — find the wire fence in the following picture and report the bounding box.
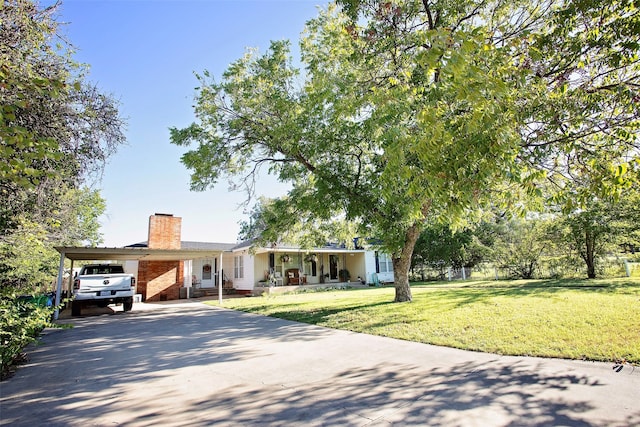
[410,259,640,282]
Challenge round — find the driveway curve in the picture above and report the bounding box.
[1,300,638,426]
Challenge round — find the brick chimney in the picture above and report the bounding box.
[147,213,181,249]
[138,213,184,302]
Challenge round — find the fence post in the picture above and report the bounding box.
[624,260,631,277]
[494,267,499,280]
[448,267,452,281]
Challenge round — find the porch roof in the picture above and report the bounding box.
[232,239,367,254]
[250,246,366,255]
[52,244,233,319]
[54,245,231,262]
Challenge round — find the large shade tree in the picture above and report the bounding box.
[1,0,125,293]
[1,0,125,235]
[171,0,639,302]
[1,0,124,377]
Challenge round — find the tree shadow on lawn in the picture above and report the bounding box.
[263,300,399,325]
[412,277,640,291]
[222,294,399,325]
[408,277,640,309]
[227,278,640,328]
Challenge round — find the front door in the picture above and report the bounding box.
[201,259,215,288]
[329,255,339,281]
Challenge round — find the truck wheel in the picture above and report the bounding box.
[71,300,82,316]
[123,298,133,312]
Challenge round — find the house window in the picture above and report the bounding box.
[378,253,393,273]
[234,255,244,279]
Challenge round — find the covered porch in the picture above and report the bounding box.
[249,245,368,289]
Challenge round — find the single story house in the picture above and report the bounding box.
[55,213,394,306]
[189,239,395,295]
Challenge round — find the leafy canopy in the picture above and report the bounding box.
[172,0,639,301]
[1,1,124,294]
[1,0,125,235]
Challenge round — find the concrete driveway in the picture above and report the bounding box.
[1,300,638,426]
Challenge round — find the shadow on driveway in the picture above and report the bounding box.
[1,302,639,426]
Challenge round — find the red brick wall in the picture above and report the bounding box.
[139,214,183,301]
[138,260,184,301]
[148,214,181,249]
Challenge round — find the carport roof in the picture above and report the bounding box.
[55,245,233,261]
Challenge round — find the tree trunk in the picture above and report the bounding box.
[392,221,422,302]
[585,230,596,279]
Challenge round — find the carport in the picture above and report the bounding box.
[54,246,231,319]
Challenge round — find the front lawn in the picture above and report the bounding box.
[209,278,640,364]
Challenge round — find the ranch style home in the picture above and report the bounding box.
[55,213,394,303]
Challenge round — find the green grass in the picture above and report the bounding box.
[208,278,640,364]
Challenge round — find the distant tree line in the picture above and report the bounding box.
[411,192,640,280]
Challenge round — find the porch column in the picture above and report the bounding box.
[343,253,347,282]
[218,252,223,304]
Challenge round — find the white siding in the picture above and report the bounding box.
[229,251,254,291]
[364,250,395,284]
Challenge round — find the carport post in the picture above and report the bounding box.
[218,252,223,304]
[54,251,65,320]
[186,259,193,298]
[68,259,75,296]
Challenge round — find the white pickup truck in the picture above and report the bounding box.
[72,264,135,316]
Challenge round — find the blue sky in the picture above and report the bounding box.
[55,0,326,247]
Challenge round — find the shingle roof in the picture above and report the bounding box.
[181,241,237,251]
[125,241,236,251]
[125,240,367,253]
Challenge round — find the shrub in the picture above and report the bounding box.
[0,295,54,379]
